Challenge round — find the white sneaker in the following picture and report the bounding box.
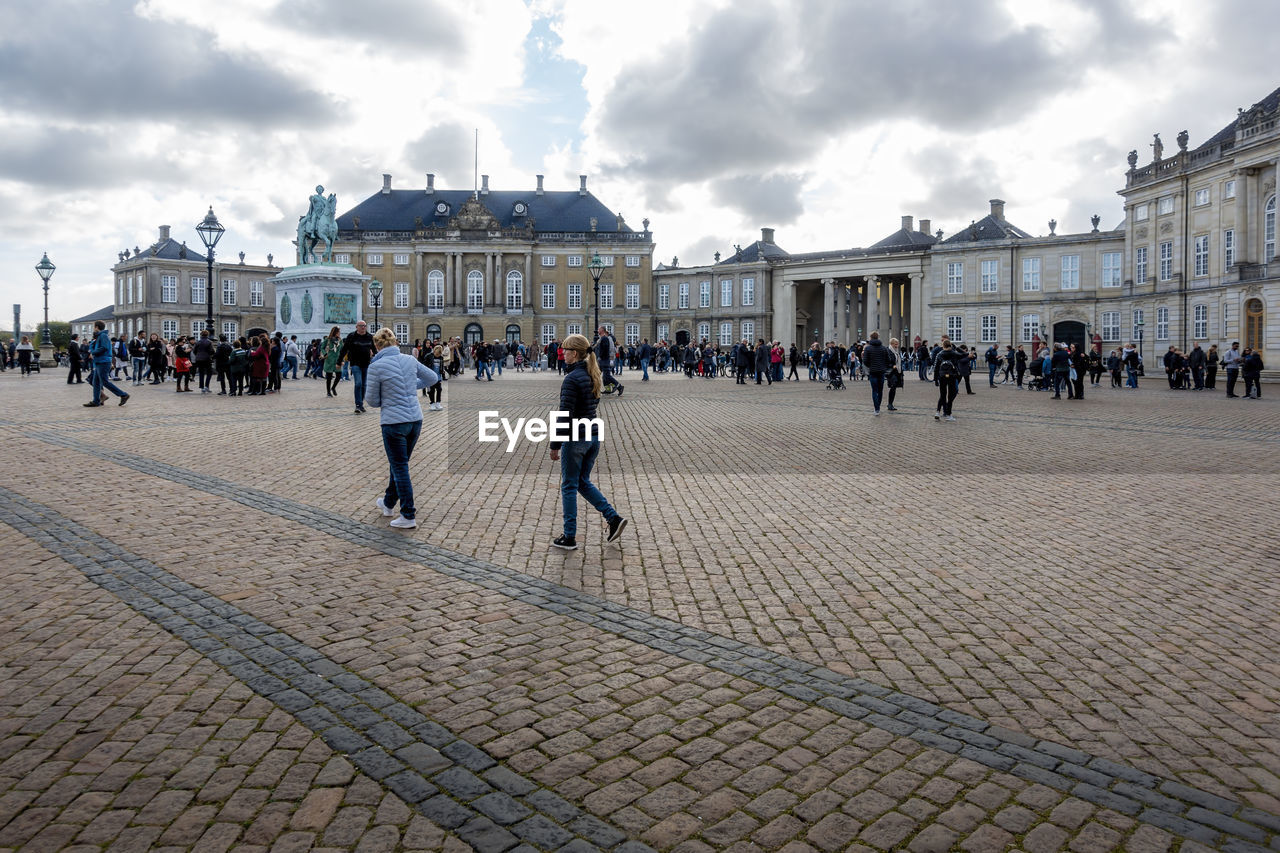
[944,415,956,422]
[375,497,395,517]
[389,515,417,529]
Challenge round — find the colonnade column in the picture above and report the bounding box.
[876,278,889,336]
[822,278,835,342]
[908,273,924,346]
[863,276,875,338]
[837,284,849,345]
[893,281,904,340]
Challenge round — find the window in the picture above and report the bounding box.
[118,276,125,304]
[222,278,237,306]
[741,321,755,341]
[947,316,963,340]
[567,283,582,310]
[394,281,409,308]
[1156,306,1169,340]
[191,320,207,336]
[426,323,441,341]
[1135,203,1149,221]
[678,282,689,309]
[334,253,350,264]
[1159,241,1173,281]
[1193,304,1207,339]
[697,321,710,342]
[719,322,733,346]
[541,255,556,267]
[505,270,522,311]
[367,253,383,265]
[427,270,444,310]
[567,323,582,337]
[658,283,670,310]
[976,260,997,294]
[741,277,754,306]
[191,276,206,304]
[1193,235,1209,277]
[1101,311,1120,341]
[720,279,733,307]
[626,283,639,310]
[602,322,614,335]
[657,323,669,342]
[625,256,641,267]
[541,323,555,345]
[125,276,132,304]
[699,280,710,308]
[506,324,521,344]
[1194,189,1210,207]
[1224,180,1236,199]
[947,262,963,294]
[1132,309,1144,340]
[599,255,614,267]
[222,321,238,339]
[1021,314,1040,343]
[162,319,177,338]
[1060,255,1079,290]
[393,253,409,266]
[1157,196,1174,215]
[1135,247,1148,282]
[467,270,483,311]
[600,283,613,309]
[1101,252,1122,288]
[394,323,409,345]
[1266,196,1276,259]
[1224,229,1235,269]
[541,282,555,310]
[161,275,178,303]
[625,323,640,345]
[567,255,583,267]
[1022,257,1041,291]
[250,280,264,307]
[980,315,997,343]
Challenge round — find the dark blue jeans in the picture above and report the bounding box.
[868,373,885,411]
[381,420,422,519]
[350,364,366,407]
[560,439,617,538]
[90,362,127,404]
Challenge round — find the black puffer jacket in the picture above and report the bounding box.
[861,338,894,375]
[552,360,600,449]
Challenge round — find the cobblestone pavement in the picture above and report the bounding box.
[0,368,1276,852]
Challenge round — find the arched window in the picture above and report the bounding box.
[1245,298,1264,351]
[463,323,483,346]
[426,323,441,341]
[427,270,444,311]
[505,323,521,343]
[467,270,483,311]
[1266,196,1276,260]
[506,270,523,311]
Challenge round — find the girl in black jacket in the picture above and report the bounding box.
[550,334,627,551]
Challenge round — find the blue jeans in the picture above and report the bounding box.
[868,373,885,411]
[131,356,146,384]
[560,439,617,538]
[350,364,366,407]
[90,362,127,404]
[285,356,298,378]
[988,364,998,385]
[476,359,486,378]
[1126,367,1139,388]
[495,357,504,376]
[641,358,649,379]
[381,420,421,519]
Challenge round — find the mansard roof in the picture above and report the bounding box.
[1197,84,1280,152]
[71,305,115,323]
[716,239,791,264]
[335,189,635,235]
[870,227,937,249]
[940,213,1033,244]
[116,237,203,266]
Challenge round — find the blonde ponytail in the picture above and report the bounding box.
[562,334,602,398]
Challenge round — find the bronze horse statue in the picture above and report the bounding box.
[297,188,337,264]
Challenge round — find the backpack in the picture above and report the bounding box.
[936,356,958,380]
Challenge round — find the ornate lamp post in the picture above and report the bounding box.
[588,254,605,339]
[35,253,55,359]
[195,207,224,336]
[369,280,383,329]
[1135,319,1144,365]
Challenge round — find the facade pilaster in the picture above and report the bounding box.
[822,278,834,342]
[908,273,924,345]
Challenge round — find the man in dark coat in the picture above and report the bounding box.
[754,339,771,385]
[66,333,83,384]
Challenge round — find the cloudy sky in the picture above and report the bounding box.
[1,0,1277,326]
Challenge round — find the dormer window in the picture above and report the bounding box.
[512,201,529,217]
[434,201,450,216]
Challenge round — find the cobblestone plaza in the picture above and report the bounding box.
[1,371,1277,852]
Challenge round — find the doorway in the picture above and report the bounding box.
[1053,320,1086,352]
[1245,299,1264,351]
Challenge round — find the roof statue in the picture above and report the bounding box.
[297,184,338,264]
[1151,133,1163,162]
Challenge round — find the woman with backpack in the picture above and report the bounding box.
[932,341,963,421]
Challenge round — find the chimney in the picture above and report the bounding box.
[536,174,544,196]
[761,227,775,244]
[481,174,489,196]
[579,175,588,196]
[381,173,392,194]
[901,215,913,232]
[919,219,931,235]
[425,173,434,194]
[989,198,1005,219]
[158,225,170,243]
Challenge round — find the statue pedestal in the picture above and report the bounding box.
[272,264,370,341]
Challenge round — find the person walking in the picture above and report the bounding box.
[639,338,652,381]
[146,333,166,384]
[365,327,438,530]
[129,331,147,385]
[84,320,129,407]
[984,343,1000,387]
[339,321,376,412]
[549,333,627,551]
[1070,343,1087,400]
[885,338,903,411]
[754,338,771,385]
[1222,341,1242,397]
[321,326,343,397]
[425,342,445,410]
[596,326,623,395]
[788,344,801,381]
[15,336,34,375]
[861,331,894,415]
[66,334,84,384]
[1242,347,1264,399]
[192,329,215,393]
[932,341,961,421]
[284,335,301,379]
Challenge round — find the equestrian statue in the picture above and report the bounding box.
[297,185,338,264]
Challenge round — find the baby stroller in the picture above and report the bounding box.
[826,371,846,390]
[1026,360,1047,391]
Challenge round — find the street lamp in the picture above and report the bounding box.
[1136,319,1144,365]
[35,253,55,354]
[369,280,383,329]
[587,253,605,338]
[195,207,224,336]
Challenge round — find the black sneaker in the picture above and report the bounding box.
[606,516,628,543]
[551,535,578,551]
[616,385,624,397]
[118,394,129,406]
